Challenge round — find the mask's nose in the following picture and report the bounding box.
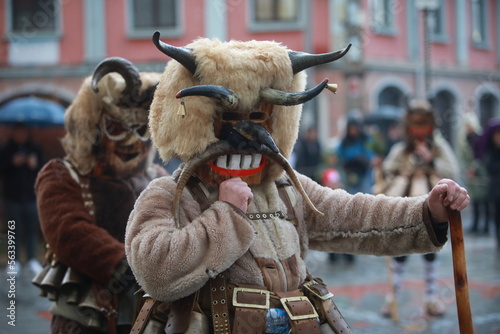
[220,120,279,153]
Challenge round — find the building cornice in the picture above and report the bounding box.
[0,62,167,80]
[363,60,500,81]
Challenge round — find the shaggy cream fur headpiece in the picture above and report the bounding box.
[150,38,306,163]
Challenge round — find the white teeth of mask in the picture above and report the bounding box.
[251,154,262,168]
[228,154,241,169]
[215,154,262,170]
[216,155,227,169]
[241,155,252,169]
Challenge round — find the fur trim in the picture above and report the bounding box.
[150,38,305,173]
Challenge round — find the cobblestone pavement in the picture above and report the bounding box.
[1,210,499,334]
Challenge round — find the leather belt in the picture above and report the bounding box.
[210,273,231,334]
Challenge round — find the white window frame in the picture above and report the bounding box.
[126,0,182,39]
[471,0,489,49]
[5,0,62,41]
[248,0,306,32]
[426,0,448,43]
[370,0,398,35]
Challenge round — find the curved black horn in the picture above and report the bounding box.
[289,44,351,74]
[176,85,238,109]
[260,79,329,106]
[91,57,142,100]
[153,31,197,74]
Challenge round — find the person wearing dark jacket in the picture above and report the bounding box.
[0,121,45,275]
[482,118,500,251]
[295,126,322,183]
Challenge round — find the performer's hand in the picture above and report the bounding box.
[414,141,432,163]
[219,177,253,212]
[427,179,470,222]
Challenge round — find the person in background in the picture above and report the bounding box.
[33,58,164,334]
[380,100,460,318]
[336,117,375,195]
[370,121,404,195]
[295,126,322,183]
[480,118,500,251]
[321,153,343,191]
[457,112,490,234]
[331,118,375,263]
[0,121,45,276]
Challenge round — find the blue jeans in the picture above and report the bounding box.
[4,199,40,260]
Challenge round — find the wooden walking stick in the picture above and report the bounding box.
[448,208,474,333]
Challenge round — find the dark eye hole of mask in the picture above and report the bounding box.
[249,112,267,122]
[222,112,242,121]
[102,115,150,141]
[136,124,149,137]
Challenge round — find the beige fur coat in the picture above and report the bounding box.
[125,170,444,303]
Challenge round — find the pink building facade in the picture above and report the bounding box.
[0,0,499,154]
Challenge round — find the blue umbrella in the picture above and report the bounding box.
[364,105,404,125]
[0,96,65,127]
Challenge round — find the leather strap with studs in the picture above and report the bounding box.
[246,211,286,220]
[210,272,230,334]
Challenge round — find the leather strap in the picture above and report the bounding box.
[301,276,351,334]
[231,284,268,334]
[275,290,320,334]
[130,298,156,334]
[275,177,297,222]
[210,273,231,334]
[321,298,351,334]
[166,294,196,334]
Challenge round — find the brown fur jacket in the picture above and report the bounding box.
[36,159,166,284]
[125,170,445,303]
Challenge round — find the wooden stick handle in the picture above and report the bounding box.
[448,208,474,334]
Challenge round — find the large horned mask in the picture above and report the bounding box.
[150,32,349,184]
[63,57,160,178]
[149,33,350,225]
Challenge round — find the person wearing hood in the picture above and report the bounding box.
[457,112,490,234]
[478,117,500,251]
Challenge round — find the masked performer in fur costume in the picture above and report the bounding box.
[33,57,166,334]
[125,33,469,334]
[378,100,460,318]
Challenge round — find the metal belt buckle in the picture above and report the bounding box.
[303,280,334,300]
[280,296,319,321]
[232,287,270,309]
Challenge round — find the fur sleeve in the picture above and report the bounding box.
[35,160,125,284]
[125,177,257,303]
[299,174,445,256]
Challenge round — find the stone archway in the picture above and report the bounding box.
[378,85,406,108]
[478,92,499,128]
[432,90,457,147]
